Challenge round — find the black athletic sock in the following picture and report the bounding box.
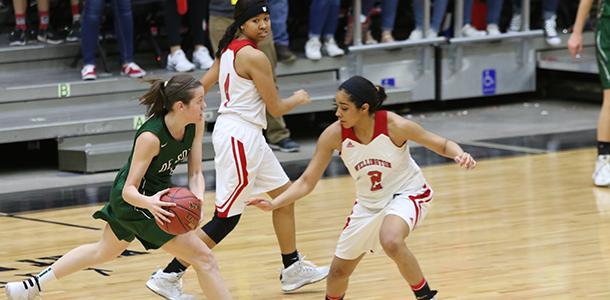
[598,141,610,155]
[163,258,187,273]
[282,250,299,268]
[412,278,437,300]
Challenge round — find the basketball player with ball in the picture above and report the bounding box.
[4,74,232,300]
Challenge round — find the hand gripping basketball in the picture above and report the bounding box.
[156,187,202,235]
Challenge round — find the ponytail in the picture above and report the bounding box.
[215,22,239,58]
[140,79,167,117]
[139,75,202,117]
[374,85,387,110]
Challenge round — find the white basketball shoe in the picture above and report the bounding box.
[280,255,329,292]
[146,269,196,300]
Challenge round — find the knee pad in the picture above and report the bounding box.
[202,212,241,244]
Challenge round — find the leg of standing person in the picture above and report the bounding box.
[320,0,344,57]
[461,0,485,37]
[542,0,561,45]
[112,0,146,77]
[209,14,233,53]
[66,0,81,42]
[164,0,196,72]
[409,0,424,39]
[486,0,504,35]
[189,0,215,69]
[380,0,398,42]
[80,0,104,80]
[509,0,522,32]
[269,0,296,62]
[8,0,27,46]
[430,0,449,36]
[593,18,610,187]
[325,255,364,300]
[35,0,50,42]
[379,215,437,300]
[305,0,329,60]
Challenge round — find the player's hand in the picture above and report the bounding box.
[567,32,584,59]
[147,188,176,225]
[454,152,476,170]
[244,198,274,211]
[293,89,311,105]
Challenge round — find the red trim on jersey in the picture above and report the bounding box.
[216,137,249,217]
[223,38,258,54]
[343,200,358,230]
[341,110,388,143]
[223,73,230,107]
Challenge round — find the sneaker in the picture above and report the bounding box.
[8,28,26,46]
[167,49,195,72]
[323,37,345,57]
[37,29,65,44]
[544,15,561,46]
[426,29,438,38]
[509,14,521,32]
[276,44,296,62]
[381,30,395,43]
[487,24,501,36]
[5,278,41,300]
[122,62,146,78]
[461,24,486,37]
[192,47,214,70]
[81,64,97,80]
[593,155,610,186]
[305,37,322,60]
[280,256,329,292]
[146,269,196,300]
[66,21,81,42]
[409,29,423,40]
[269,138,300,152]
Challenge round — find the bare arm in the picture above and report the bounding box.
[187,121,205,200]
[122,132,176,224]
[390,112,476,169]
[236,47,310,116]
[568,0,594,58]
[246,122,342,210]
[200,58,220,95]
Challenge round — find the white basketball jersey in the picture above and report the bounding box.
[340,111,425,210]
[218,39,267,129]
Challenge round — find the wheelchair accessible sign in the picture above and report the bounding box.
[482,69,496,95]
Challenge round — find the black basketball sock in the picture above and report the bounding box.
[163,257,187,273]
[412,278,437,300]
[281,250,299,268]
[598,141,610,155]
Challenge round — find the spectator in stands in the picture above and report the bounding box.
[510,0,560,45]
[65,0,81,42]
[269,0,296,62]
[164,0,215,72]
[305,0,345,60]
[209,0,301,152]
[409,0,448,40]
[80,0,146,80]
[8,0,64,46]
[461,0,504,37]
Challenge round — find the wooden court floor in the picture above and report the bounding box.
[1,148,610,299]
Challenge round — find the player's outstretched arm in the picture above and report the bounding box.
[200,58,220,95]
[246,122,342,211]
[391,112,476,170]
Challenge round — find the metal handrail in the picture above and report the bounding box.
[449,30,543,45]
[349,37,446,53]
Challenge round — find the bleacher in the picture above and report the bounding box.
[0,0,599,173]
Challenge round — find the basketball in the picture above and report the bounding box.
[157,187,202,235]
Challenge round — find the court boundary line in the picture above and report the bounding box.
[0,212,100,231]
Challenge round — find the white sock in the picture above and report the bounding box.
[35,267,57,290]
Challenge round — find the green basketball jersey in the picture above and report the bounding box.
[114,115,196,197]
[600,0,610,18]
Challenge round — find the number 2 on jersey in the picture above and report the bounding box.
[367,171,383,191]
